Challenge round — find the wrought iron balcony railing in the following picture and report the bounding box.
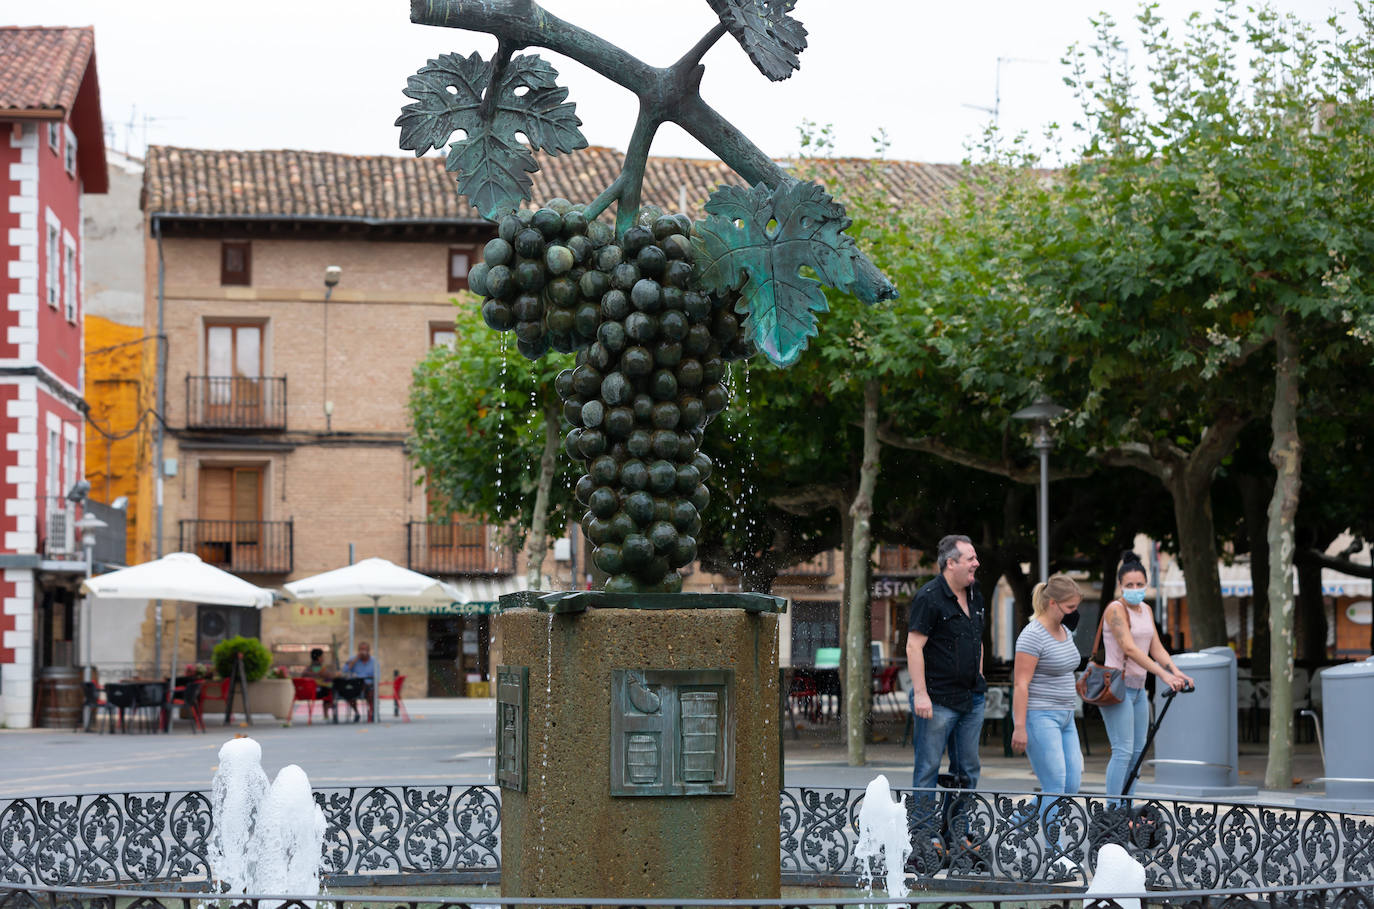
[408,520,516,576]
[185,376,287,430]
[876,544,925,574]
[777,551,836,578]
[179,519,293,573]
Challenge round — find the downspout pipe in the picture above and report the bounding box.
[153,215,166,676]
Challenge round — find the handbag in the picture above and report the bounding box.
[1076,607,1125,706]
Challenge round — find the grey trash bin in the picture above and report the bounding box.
[1299,661,1374,811]
[1139,649,1257,798]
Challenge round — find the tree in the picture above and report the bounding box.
[1041,2,1374,785]
[409,300,578,588]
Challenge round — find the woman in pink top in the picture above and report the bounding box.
[1100,550,1194,798]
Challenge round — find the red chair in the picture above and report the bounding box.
[169,680,206,733]
[872,663,902,715]
[290,677,319,725]
[381,674,409,722]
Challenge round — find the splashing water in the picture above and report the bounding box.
[210,738,269,893]
[210,738,326,905]
[1083,843,1145,909]
[854,774,911,899]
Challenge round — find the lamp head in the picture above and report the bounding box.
[65,479,91,503]
[324,265,342,288]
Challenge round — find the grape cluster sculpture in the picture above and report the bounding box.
[401,0,897,591]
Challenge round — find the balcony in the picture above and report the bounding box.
[186,376,287,430]
[876,545,925,575]
[179,519,293,574]
[408,521,516,576]
[777,551,836,578]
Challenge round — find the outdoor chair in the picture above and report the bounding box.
[82,681,110,733]
[330,677,371,722]
[872,663,903,716]
[168,680,205,733]
[788,668,821,725]
[134,682,167,732]
[291,677,327,725]
[381,674,410,722]
[102,682,139,733]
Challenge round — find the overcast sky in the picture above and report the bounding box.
[30,0,1359,167]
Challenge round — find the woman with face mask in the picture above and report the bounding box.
[1012,573,1085,858]
[1100,550,1195,798]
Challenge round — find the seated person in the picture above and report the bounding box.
[341,641,376,721]
[301,648,333,696]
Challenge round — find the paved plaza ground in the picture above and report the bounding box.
[0,697,1326,802]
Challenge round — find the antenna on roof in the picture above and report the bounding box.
[961,56,1049,129]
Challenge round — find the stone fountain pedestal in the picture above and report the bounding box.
[495,592,783,900]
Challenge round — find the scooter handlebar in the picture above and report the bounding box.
[1163,683,1196,698]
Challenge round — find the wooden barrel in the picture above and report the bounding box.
[38,666,82,729]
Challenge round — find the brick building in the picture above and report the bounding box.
[0,27,110,727]
[111,145,962,696]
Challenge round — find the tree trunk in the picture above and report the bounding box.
[525,398,561,590]
[1296,558,1326,663]
[1167,475,1227,649]
[1238,475,1271,669]
[845,381,880,766]
[1264,312,1301,791]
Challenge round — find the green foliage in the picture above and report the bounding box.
[396,52,587,217]
[211,636,273,683]
[707,0,807,82]
[692,181,857,366]
[408,297,578,542]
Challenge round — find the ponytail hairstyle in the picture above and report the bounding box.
[1031,573,1084,617]
[1117,549,1149,585]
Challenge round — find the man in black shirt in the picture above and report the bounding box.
[906,534,986,791]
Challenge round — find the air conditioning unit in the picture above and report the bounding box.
[45,505,74,557]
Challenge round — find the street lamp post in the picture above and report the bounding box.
[75,512,107,731]
[1011,395,1067,584]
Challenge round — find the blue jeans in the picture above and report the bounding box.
[1024,708,1082,835]
[1101,685,1149,797]
[911,690,985,791]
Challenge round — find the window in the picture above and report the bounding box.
[448,246,475,292]
[46,429,62,498]
[197,464,265,564]
[46,224,60,307]
[47,122,59,153]
[430,323,457,348]
[204,322,263,418]
[63,125,77,177]
[64,435,77,497]
[221,241,251,286]
[63,241,77,322]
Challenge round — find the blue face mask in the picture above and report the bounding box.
[1122,588,1148,606]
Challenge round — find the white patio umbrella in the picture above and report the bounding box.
[283,558,461,720]
[80,552,274,725]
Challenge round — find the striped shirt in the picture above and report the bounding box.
[1015,620,1082,711]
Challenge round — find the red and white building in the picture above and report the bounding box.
[0,27,107,727]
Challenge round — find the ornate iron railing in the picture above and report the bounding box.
[185,376,287,430]
[407,521,516,576]
[179,520,293,574]
[1,881,1373,909]
[3,785,1374,891]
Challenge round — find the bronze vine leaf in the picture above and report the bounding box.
[691,180,856,367]
[396,51,587,218]
[706,0,808,82]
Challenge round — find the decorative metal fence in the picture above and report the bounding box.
[3,785,1374,892]
[2,881,1374,909]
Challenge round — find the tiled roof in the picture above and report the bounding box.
[0,27,94,115]
[142,145,966,223]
